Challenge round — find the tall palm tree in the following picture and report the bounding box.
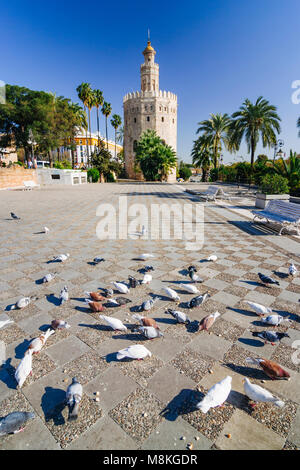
[272,149,300,188]
[196,113,231,169]
[101,102,112,150]
[70,103,88,167]
[191,135,213,182]
[76,83,92,161]
[93,89,104,147]
[110,114,122,159]
[86,90,96,162]
[230,96,281,168]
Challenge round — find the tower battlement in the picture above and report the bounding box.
[123,90,177,103]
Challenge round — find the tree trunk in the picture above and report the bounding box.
[48,151,53,168]
[105,117,108,150]
[115,128,117,159]
[96,108,100,148]
[84,105,90,165]
[88,108,92,167]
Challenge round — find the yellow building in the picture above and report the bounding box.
[74,131,123,166]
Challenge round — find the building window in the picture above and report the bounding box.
[159,106,162,111]
[133,140,138,152]
[145,105,148,111]
[147,116,150,121]
[79,140,82,144]
[172,119,175,123]
[134,117,136,123]
[161,117,164,122]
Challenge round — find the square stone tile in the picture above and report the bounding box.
[45,335,91,366]
[147,365,197,404]
[189,331,232,360]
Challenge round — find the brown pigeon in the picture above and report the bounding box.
[199,312,220,331]
[132,314,160,329]
[245,357,290,380]
[85,291,106,301]
[85,300,106,312]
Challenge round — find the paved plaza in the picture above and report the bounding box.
[0,182,299,450]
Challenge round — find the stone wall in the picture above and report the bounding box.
[0,167,38,190]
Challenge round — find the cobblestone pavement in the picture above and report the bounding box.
[0,182,299,450]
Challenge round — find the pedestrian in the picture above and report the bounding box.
[27,159,32,169]
[33,157,37,169]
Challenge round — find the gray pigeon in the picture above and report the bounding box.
[0,411,35,436]
[140,296,159,312]
[133,326,164,339]
[59,286,68,305]
[11,296,38,310]
[10,212,20,220]
[188,292,210,308]
[42,273,57,283]
[66,377,83,421]
[93,257,105,265]
[252,330,290,345]
[166,308,191,324]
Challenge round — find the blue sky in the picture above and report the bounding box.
[1,0,300,163]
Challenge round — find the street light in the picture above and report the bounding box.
[273,139,284,161]
[28,129,34,160]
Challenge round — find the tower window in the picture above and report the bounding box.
[159,106,162,111]
[133,140,138,152]
[172,119,175,123]
[161,117,164,122]
[145,105,148,111]
[147,116,150,121]
[134,118,136,123]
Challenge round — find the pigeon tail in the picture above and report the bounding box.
[68,403,79,421]
[116,352,125,360]
[245,357,261,366]
[196,401,210,414]
[274,399,285,408]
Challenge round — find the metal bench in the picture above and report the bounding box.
[252,200,300,235]
[197,185,231,202]
[23,180,40,190]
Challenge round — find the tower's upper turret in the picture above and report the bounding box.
[141,40,159,92]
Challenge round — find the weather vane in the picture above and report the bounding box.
[148,28,150,41]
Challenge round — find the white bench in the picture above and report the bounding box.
[198,185,231,202]
[252,200,300,235]
[23,180,40,190]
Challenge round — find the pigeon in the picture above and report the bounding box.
[131,314,160,329]
[0,411,35,436]
[99,315,127,331]
[188,265,198,272]
[133,326,164,339]
[26,328,55,354]
[243,377,284,408]
[11,296,37,310]
[179,283,199,294]
[258,273,279,286]
[93,257,105,265]
[51,319,71,330]
[112,282,130,294]
[144,265,154,272]
[165,308,191,324]
[199,311,220,331]
[103,288,114,298]
[85,300,106,312]
[141,273,152,284]
[243,301,272,316]
[42,273,57,283]
[196,376,232,413]
[206,255,218,262]
[289,263,298,276]
[139,296,159,311]
[188,270,203,283]
[53,253,70,262]
[84,291,106,301]
[188,292,210,308]
[107,297,131,307]
[137,253,154,261]
[261,315,291,327]
[163,287,180,302]
[15,350,33,388]
[10,212,20,220]
[116,344,152,360]
[66,377,83,421]
[252,330,290,345]
[245,357,290,380]
[0,319,14,329]
[43,227,50,234]
[128,276,138,288]
[59,286,68,305]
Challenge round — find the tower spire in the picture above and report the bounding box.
[148,28,150,41]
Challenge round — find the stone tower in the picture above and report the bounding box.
[123,40,177,182]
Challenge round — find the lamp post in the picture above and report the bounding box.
[273,139,284,161]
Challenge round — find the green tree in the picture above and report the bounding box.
[101,101,112,149]
[196,113,231,169]
[272,150,300,193]
[230,96,281,169]
[134,130,177,181]
[90,138,122,181]
[110,114,122,159]
[191,135,212,182]
[93,89,103,147]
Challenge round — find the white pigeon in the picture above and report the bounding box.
[27,328,55,354]
[15,350,33,388]
[243,301,272,316]
[141,273,152,284]
[11,296,35,310]
[243,378,284,408]
[196,376,232,414]
[179,283,199,294]
[289,263,298,276]
[116,344,152,360]
[206,255,218,262]
[59,286,69,304]
[261,314,291,326]
[43,227,50,234]
[0,319,14,329]
[163,287,180,302]
[42,273,57,283]
[53,253,70,262]
[112,282,130,294]
[99,315,127,331]
[138,253,154,261]
[134,326,164,339]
